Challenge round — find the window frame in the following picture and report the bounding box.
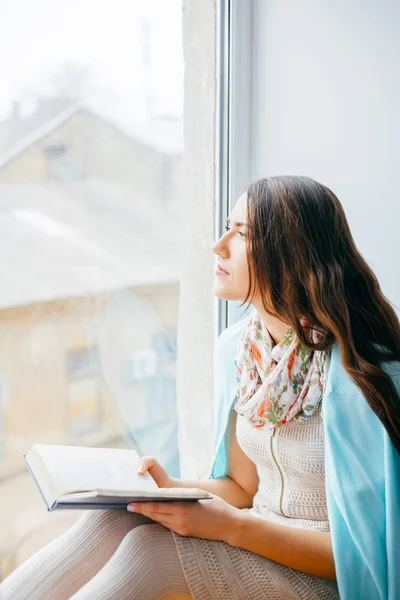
[216,0,254,334]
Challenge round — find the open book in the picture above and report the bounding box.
[24,444,211,511]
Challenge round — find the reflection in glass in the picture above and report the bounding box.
[0,0,183,579]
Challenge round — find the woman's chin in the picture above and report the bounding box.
[213,283,230,300]
[213,283,242,302]
[214,291,230,300]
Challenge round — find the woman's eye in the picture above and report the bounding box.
[224,224,246,238]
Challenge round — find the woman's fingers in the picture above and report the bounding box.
[136,456,157,474]
[127,502,188,535]
[128,501,177,515]
[135,456,172,488]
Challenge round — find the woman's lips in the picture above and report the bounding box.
[216,264,230,276]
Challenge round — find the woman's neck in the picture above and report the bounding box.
[252,304,291,345]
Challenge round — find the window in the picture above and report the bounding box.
[119,328,179,476]
[66,346,102,438]
[43,139,81,181]
[0,0,183,578]
[0,372,5,461]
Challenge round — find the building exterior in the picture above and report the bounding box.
[0,98,181,210]
[0,99,182,579]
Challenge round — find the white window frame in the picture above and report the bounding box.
[216,0,254,333]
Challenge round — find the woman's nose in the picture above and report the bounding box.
[212,236,229,257]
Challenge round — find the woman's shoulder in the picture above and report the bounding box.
[324,344,400,454]
[326,342,400,397]
[214,315,251,375]
[214,317,249,381]
[215,314,251,352]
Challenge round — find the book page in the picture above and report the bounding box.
[94,487,210,498]
[58,488,211,502]
[34,444,159,497]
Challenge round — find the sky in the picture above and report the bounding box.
[0,0,184,130]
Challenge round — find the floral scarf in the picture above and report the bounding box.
[235,312,330,429]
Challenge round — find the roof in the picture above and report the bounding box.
[0,102,81,170]
[0,98,76,156]
[0,97,183,170]
[0,182,180,310]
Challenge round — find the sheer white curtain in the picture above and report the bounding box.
[176,0,218,479]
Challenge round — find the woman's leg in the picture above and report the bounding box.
[0,509,154,600]
[69,524,191,600]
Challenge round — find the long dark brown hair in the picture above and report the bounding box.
[244,175,400,453]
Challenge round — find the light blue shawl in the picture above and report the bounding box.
[208,317,400,599]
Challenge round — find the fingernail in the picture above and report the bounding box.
[127,504,136,512]
[137,465,145,473]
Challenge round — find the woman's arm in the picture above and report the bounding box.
[229,512,336,580]
[135,410,335,579]
[170,410,259,508]
[172,410,335,579]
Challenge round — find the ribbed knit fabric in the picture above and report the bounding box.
[239,404,330,530]
[70,523,191,600]
[0,510,191,600]
[172,405,340,599]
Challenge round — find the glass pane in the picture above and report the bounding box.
[0,0,183,579]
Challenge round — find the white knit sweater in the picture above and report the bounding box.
[236,403,330,532]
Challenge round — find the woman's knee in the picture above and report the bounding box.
[119,523,176,563]
[72,509,121,530]
[116,525,190,596]
[68,509,152,540]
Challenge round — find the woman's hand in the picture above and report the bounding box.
[136,456,175,488]
[127,491,240,543]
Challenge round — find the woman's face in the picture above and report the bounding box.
[212,193,251,301]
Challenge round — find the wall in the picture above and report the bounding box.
[251,0,400,308]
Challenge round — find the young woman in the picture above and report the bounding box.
[1,175,399,600]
